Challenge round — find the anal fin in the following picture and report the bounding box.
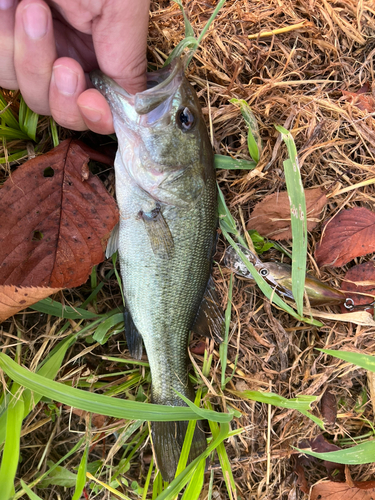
[139,203,174,259]
[124,309,143,360]
[192,276,224,342]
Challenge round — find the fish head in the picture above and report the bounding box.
[224,245,259,279]
[91,59,213,208]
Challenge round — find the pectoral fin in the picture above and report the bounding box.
[192,277,224,342]
[139,204,174,259]
[124,309,143,360]
[105,223,120,258]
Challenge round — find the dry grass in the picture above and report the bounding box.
[1,0,375,498]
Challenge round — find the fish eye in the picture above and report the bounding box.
[260,268,268,276]
[176,107,195,131]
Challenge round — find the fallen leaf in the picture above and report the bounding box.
[307,434,341,453]
[320,390,337,427]
[342,83,375,113]
[190,341,206,355]
[65,407,108,428]
[0,285,62,322]
[294,462,309,494]
[303,308,375,326]
[340,262,375,314]
[247,187,327,240]
[310,479,375,500]
[0,139,119,320]
[301,435,345,481]
[315,207,375,267]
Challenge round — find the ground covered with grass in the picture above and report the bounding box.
[1,0,375,499]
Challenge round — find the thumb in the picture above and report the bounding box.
[92,0,150,94]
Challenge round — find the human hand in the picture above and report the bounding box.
[0,0,150,134]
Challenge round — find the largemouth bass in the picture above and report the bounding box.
[91,59,217,481]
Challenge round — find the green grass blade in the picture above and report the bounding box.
[0,384,24,500]
[164,36,198,66]
[197,0,226,45]
[318,349,375,372]
[0,126,30,141]
[296,439,375,465]
[152,472,163,499]
[223,232,322,327]
[72,443,89,500]
[49,117,59,147]
[232,390,324,429]
[0,149,28,164]
[155,422,231,500]
[181,459,205,499]
[275,125,307,316]
[19,96,39,141]
[0,94,20,130]
[207,469,215,500]
[93,312,124,344]
[20,481,43,500]
[0,335,77,445]
[172,0,195,37]
[230,99,262,163]
[175,390,241,419]
[206,403,236,498]
[220,273,233,390]
[30,297,100,319]
[142,457,154,500]
[167,0,226,67]
[0,353,233,423]
[175,390,204,478]
[214,154,256,170]
[217,186,247,247]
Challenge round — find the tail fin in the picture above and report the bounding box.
[152,419,206,482]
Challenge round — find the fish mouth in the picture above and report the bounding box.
[90,58,184,117]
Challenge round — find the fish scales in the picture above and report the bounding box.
[119,175,217,406]
[92,59,217,481]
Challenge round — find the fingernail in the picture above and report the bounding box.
[22,3,49,40]
[53,65,78,96]
[0,0,15,10]
[79,106,102,123]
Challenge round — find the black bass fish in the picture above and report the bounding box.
[91,59,217,481]
[225,244,346,307]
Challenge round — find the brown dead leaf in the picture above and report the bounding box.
[300,435,345,481]
[0,285,62,322]
[190,341,206,355]
[0,139,118,320]
[315,208,375,267]
[247,187,327,240]
[342,83,375,113]
[340,262,375,314]
[320,390,337,428]
[311,479,375,500]
[294,462,309,494]
[65,406,108,428]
